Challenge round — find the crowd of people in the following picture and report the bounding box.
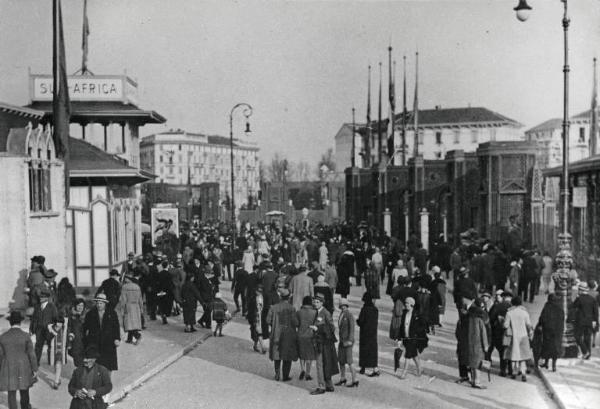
[1,219,599,407]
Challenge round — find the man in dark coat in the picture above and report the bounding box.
[537,293,564,371]
[487,290,511,376]
[573,282,599,359]
[453,267,477,310]
[261,262,279,338]
[156,261,174,324]
[455,292,489,389]
[96,270,122,311]
[141,254,159,321]
[68,345,112,409]
[83,294,121,371]
[195,264,214,330]
[309,295,339,394]
[336,249,355,297]
[414,243,429,276]
[31,289,58,365]
[0,311,38,409]
[232,261,248,315]
[266,289,299,381]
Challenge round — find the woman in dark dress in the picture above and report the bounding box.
[67,298,86,367]
[537,293,564,371]
[356,292,379,376]
[57,277,77,317]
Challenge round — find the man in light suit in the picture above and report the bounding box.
[31,289,58,365]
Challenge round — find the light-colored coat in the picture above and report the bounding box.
[117,281,144,331]
[289,273,314,310]
[0,327,38,391]
[504,305,533,361]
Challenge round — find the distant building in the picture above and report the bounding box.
[525,110,593,169]
[334,106,523,169]
[139,129,260,209]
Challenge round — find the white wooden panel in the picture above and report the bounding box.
[70,187,89,207]
[74,210,91,265]
[94,267,109,287]
[91,186,107,200]
[77,267,92,287]
[92,202,109,265]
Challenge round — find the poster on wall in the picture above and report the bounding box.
[151,207,179,260]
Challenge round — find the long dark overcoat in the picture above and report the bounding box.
[83,308,121,371]
[314,307,339,378]
[456,305,488,368]
[538,299,564,359]
[68,363,112,409]
[356,303,378,368]
[267,300,299,361]
[0,328,38,391]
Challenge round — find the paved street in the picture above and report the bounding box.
[112,282,558,409]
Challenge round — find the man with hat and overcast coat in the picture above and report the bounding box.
[68,345,112,409]
[0,311,38,409]
[31,288,58,365]
[266,288,299,381]
[573,282,599,359]
[83,293,121,371]
[96,270,122,311]
[309,294,339,395]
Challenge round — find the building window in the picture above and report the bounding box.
[453,130,460,144]
[471,129,478,143]
[159,155,163,163]
[28,161,52,212]
[169,156,173,165]
[169,167,173,175]
[435,131,442,145]
[579,127,585,142]
[490,128,497,141]
[179,144,182,151]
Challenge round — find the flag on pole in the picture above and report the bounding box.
[378,62,382,163]
[366,65,372,166]
[402,55,407,165]
[53,0,71,204]
[81,0,90,73]
[387,46,395,159]
[413,51,419,157]
[591,57,598,156]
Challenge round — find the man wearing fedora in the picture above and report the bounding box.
[573,282,599,360]
[266,288,299,381]
[309,294,339,395]
[31,289,58,365]
[83,294,121,371]
[96,270,122,311]
[68,345,112,409]
[0,311,38,409]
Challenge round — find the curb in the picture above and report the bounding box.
[535,367,567,409]
[107,332,212,404]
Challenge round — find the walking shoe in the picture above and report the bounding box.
[367,371,380,377]
[346,381,359,388]
[334,379,346,386]
[274,373,280,381]
[521,375,527,382]
[325,387,334,392]
[305,375,313,381]
[472,384,487,389]
[299,371,305,380]
[310,389,325,395]
[190,326,197,332]
[455,377,470,384]
[282,377,292,382]
[359,367,365,374]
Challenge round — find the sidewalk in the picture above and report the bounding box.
[525,294,600,409]
[0,312,211,409]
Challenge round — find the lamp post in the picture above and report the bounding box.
[229,102,253,249]
[514,0,577,358]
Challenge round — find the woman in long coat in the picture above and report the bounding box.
[456,301,488,388]
[356,292,379,376]
[83,294,121,371]
[267,290,299,381]
[117,276,144,344]
[0,311,38,409]
[503,296,533,381]
[363,262,380,300]
[67,298,86,367]
[296,295,317,380]
[537,293,564,371]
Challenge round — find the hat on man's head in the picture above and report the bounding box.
[93,293,109,304]
[128,251,135,257]
[495,289,504,296]
[578,282,589,293]
[501,291,513,298]
[39,289,52,299]
[278,288,290,298]
[7,310,23,325]
[84,344,100,359]
[313,293,325,302]
[339,298,349,307]
[431,266,441,274]
[109,269,120,277]
[480,292,492,299]
[43,268,58,279]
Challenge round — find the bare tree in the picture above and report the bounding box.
[317,147,336,180]
[266,152,292,182]
[294,160,312,182]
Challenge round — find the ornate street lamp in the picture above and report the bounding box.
[515,0,578,358]
[229,103,253,248]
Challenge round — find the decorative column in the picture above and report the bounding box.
[383,208,392,237]
[551,234,578,357]
[420,207,429,250]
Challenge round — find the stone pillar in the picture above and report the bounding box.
[552,233,579,358]
[420,208,429,251]
[383,208,392,237]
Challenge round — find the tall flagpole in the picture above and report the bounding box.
[387,46,395,159]
[591,57,598,156]
[402,55,407,166]
[378,62,382,163]
[351,107,356,168]
[413,51,419,158]
[366,65,372,167]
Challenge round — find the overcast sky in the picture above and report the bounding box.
[1,0,599,167]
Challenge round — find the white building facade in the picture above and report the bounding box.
[140,130,260,209]
[525,110,595,169]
